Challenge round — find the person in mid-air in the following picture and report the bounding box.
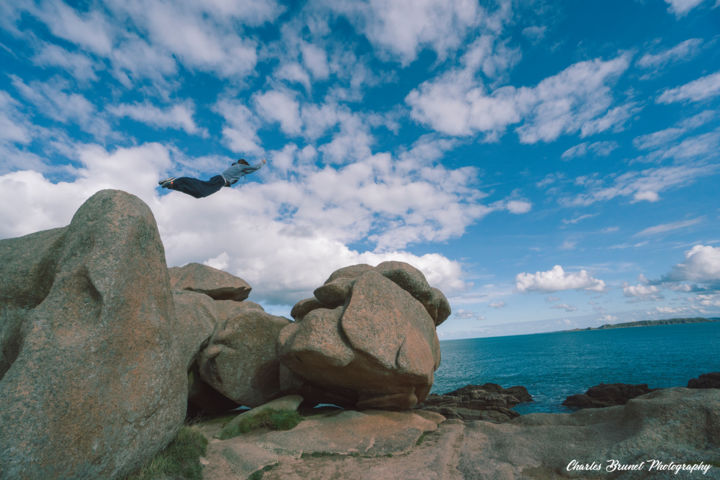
[158,158,266,198]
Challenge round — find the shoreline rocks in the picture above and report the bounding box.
[196,387,720,480]
[688,372,720,389]
[420,383,532,422]
[562,382,657,409]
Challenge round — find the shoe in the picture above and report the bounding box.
[158,177,175,187]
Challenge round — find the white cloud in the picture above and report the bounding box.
[634,217,702,237]
[563,163,713,206]
[301,42,330,79]
[521,25,546,43]
[0,91,32,145]
[656,305,685,315]
[562,141,618,160]
[214,99,263,154]
[516,265,606,293]
[0,143,171,238]
[407,54,631,142]
[10,75,109,138]
[637,38,703,69]
[324,0,488,65]
[505,200,532,214]
[489,301,506,309]
[623,283,660,298]
[695,293,720,307]
[657,71,720,103]
[254,90,302,136]
[666,245,720,283]
[633,127,685,150]
[32,0,114,55]
[562,214,596,225]
[551,303,577,312]
[664,0,706,17]
[276,62,312,92]
[110,35,177,86]
[107,101,206,136]
[32,42,98,82]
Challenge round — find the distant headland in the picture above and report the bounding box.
[568,317,720,332]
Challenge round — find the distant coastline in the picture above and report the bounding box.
[568,317,720,332]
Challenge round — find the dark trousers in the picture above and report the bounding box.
[168,175,226,198]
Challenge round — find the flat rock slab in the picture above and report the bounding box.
[169,262,251,301]
[199,409,445,479]
[200,388,720,480]
[262,420,466,480]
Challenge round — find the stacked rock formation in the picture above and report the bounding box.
[169,263,291,413]
[278,262,451,409]
[0,189,453,479]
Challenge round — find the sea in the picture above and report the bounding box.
[432,321,720,414]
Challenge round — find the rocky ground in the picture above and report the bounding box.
[192,387,720,480]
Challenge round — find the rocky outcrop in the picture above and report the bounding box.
[688,372,720,389]
[0,190,187,480]
[0,190,456,478]
[196,402,446,480]
[278,262,449,410]
[246,388,720,480]
[420,383,532,422]
[196,301,290,407]
[562,382,656,409]
[170,264,292,411]
[170,262,252,301]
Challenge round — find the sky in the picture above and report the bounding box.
[1,0,720,339]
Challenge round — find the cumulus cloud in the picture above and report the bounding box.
[665,245,720,283]
[623,283,661,298]
[254,90,303,136]
[657,71,720,104]
[516,265,606,293]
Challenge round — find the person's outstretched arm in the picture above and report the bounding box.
[222,158,266,185]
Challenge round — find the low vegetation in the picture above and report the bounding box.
[124,426,208,480]
[218,408,302,440]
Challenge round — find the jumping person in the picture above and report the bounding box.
[158,158,266,198]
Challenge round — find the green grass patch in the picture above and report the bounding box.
[248,464,277,480]
[218,409,302,439]
[124,426,208,480]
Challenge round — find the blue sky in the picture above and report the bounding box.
[1,0,719,339]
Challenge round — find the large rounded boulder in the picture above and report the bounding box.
[0,190,186,480]
[278,261,450,409]
[196,301,291,407]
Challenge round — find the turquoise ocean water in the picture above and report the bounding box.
[432,321,720,414]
